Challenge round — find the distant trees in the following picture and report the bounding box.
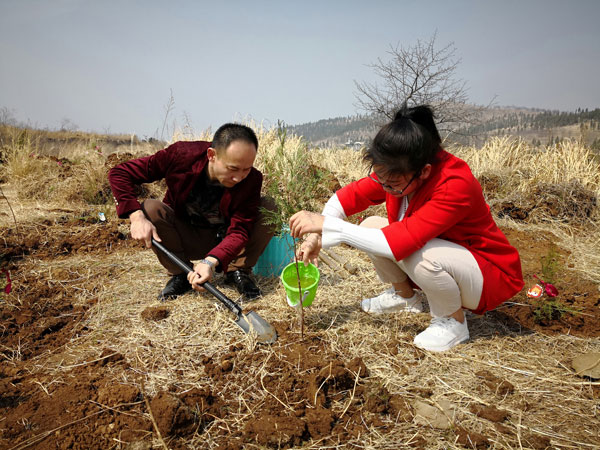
[456,109,600,139]
[0,107,17,126]
[59,117,79,132]
[292,108,600,148]
[289,115,378,146]
[354,32,489,138]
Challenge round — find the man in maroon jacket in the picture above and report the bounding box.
[108,123,274,301]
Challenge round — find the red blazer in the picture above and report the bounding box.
[108,141,262,270]
[336,150,524,314]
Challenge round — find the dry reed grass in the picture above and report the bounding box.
[0,130,162,223]
[453,137,600,221]
[454,137,600,196]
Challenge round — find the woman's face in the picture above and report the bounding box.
[370,164,431,198]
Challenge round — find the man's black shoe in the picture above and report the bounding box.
[158,273,193,301]
[225,270,261,300]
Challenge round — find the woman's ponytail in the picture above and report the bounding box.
[394,105,441,144]
[363,104,442,176]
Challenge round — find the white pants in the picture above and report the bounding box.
[361,216,483,317]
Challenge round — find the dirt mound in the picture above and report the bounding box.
[531,179,597,222]
[105,152,135,167]
[0,276,88,360]
[0,351,151,450]
[1,221,137,262]
[0,325,424,449]
[179,327,419,449]
[490,228,600,337]
[141,306,170,321]
[491,179,597,224]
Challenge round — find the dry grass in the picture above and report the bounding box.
[18,242,599,448]
[309,147,367,185]
[499,217,600,284]
[0,127,161,222]
[450,137,600,283]
[2,126,600,448]
[454,137,600,195]
[452,137,600,221]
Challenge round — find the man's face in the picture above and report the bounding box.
[207,140,257,187]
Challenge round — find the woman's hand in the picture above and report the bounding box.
[289,211,325,238]
[298,234,322,266]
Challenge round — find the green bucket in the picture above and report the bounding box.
[280,262,320,308]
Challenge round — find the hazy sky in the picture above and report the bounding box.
[1,0,599,138]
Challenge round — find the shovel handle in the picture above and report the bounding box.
[151,239,242,315]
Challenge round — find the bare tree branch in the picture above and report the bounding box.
[354,32,492,140]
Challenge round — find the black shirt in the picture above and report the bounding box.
[184,170,226,230]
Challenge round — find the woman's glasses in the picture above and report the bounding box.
[367,170,418,195]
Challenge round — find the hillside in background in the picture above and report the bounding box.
[290,106,600,150]
[289,115,380,150]
[0,124,165,161]
[3,105,600,153]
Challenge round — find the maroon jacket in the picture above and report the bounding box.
[108,141,262,269]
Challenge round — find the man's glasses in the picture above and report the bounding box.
[367,170,419,195]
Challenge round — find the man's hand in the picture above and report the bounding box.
[298,233,322,266]
[187,258,217,291]
[289,211,325,238]
[129,210,160,248]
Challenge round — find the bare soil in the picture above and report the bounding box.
[0,218,598,449]
[493,228,600,337]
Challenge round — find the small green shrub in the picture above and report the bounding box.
[533,296,577,323]
[260,121,328,234]
[258,122,330,337]
[540,245,560,284]
[532,246,579,323]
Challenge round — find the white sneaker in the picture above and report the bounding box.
[361,288,423,314]
[413,317,469,352]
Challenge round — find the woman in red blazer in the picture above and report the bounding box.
[290,105,523,352]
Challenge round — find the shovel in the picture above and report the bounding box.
[152,239,277,344]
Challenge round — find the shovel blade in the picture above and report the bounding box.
[235,311,277,344]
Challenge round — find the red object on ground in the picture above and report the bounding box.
[533,274,559,297]
[527,284,544,298]
[2,269,11,294]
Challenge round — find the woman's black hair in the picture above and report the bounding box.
[363,105,442,176]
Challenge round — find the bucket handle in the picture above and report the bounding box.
[287,290,311,308]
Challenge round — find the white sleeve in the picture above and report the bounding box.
[321,216,395,259]
[321,194,347,219]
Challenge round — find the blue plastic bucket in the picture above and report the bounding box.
[253,230,295,277]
